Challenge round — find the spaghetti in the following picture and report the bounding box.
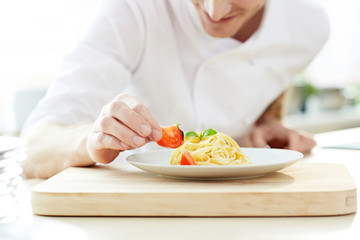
[170,132,251,165]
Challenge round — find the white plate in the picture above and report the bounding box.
[0,136,27,155]
[126,148,303,180]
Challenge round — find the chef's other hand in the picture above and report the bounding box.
[87,94,162,164]
[237,120,316,154]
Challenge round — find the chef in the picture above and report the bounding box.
[21,0,329,178]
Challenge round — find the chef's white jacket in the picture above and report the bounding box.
[22,0,329,140]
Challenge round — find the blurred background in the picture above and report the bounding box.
[0,0,359,136]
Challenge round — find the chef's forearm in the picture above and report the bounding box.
[22,122,95,179]
[256,91,286,124]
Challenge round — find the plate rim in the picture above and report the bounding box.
[126,147,303,169]
[125,147,303,180]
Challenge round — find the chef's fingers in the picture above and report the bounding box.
[87,131,132,164]
[90,132,130,151]
[250,127,268,148]
[287,131,317,154]
[105,100,152,139]
[304,137,317,153]
[112,94,162,142]
[236,133,252,147]
[93,115,146,148]
[120,94,162,141]
[132,103,162,142]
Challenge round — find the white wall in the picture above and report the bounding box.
[306,0,360,87]
[0,0,99,134]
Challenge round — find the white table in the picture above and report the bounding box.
[8,129,360,240]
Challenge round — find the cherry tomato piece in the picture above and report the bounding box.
[180,151,196,165]
[157,125,183,148]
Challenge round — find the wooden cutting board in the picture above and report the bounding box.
[31,162,357,216]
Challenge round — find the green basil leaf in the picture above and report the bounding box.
[202,129,217,139]
[199,131,204,141]
[185,131,199,138]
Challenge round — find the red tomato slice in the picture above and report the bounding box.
[157,125,183,148]
[180,151,196,165]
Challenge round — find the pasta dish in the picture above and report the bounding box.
[170,131,251,166]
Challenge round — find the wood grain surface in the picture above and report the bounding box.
[31,162,357,216]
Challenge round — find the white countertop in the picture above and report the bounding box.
[4,129,360,240]
[285,108,360,133]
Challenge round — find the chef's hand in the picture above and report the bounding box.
[87,94,162,164]
[237,119,316,154]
